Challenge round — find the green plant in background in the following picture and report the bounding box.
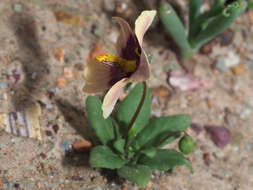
[86,82,194,187]
[248,0,253,9]
[159,0,247,59]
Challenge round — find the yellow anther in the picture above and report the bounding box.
[135,48,141,57]
[96,54,136,73]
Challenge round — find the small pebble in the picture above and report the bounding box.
[230,63,246,75]
[233,146,239,152]
[225,114,237,127]
[72,140,92,153]
[36,182,41,188]
[61,141,72,151]
[218,29,234,46]
[39,153,47,159]
[194,149,201,155]
[215,59,228,72]
[152,86,171,106]
[74,63,84,71]
[8,183,14,189]
[121,3,128,10]
[63,67,73,78]
[239,107,252,119]
[54,48,65,63]
[203,152,211,166]
[0,82,8,89]
[57,77,66,89]
[3,93,8,100]
[248,10,253,23]
[55,88,59,93]
[31,72,37,79]
[13,3,22,13]
[14,183,20,188]
[246,144,252,152]
[45,130,53,137]
[223,51,240,67]
[86,43,105,63]
[231,131,243,146]
[103,0,115,12]
[93,187,102,190]
[46,104,53,110]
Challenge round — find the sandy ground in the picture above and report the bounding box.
[0,0,253,189]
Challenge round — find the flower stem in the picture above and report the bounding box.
[156,131,181,147]
[124,81,147,139]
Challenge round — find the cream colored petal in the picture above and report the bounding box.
[113,17,134,56]
[102,78,128,118]
[135,10,156,46]
[83,58,111,93]
[129,50,150,83]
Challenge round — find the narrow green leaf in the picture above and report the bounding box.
[159,3,193,58]
[210,0,226,11]
[191,0,247,49]
[86,96,114,145]
[189,0,203,26]
[133,115,191,150]
[89,146,126,169]
[114,138,126,154]
[112,119,121,140]
[249,0,253,10]
[139,149,193,173]
[189,0,226,42]
[117,83,150,138]
[117,164,151,187]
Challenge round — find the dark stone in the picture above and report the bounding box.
[205,126,231,148]
[45,130,53,137]
[52,124,59,134]
[190,123,202,135]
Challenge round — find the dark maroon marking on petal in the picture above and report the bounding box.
[120,34,141,63]
[99,60,127,86]
[109,65,126,86]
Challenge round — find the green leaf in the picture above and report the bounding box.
[117,83,150,138]
[189,0,203,27]
[189,0,225,43]
[133,115,191,150]
[159,3,193,59]
[89,146,126,169]
[139,149,193,173]
[112,119,121,140]
[249,0,253,10]
[86,96,114,145]
[210,0,226,11]
[114,138,126,154]
[191,0,247,49]
[117,164,151,187]
[140,147,156,158]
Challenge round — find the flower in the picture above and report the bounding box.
[83,10,156,118]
